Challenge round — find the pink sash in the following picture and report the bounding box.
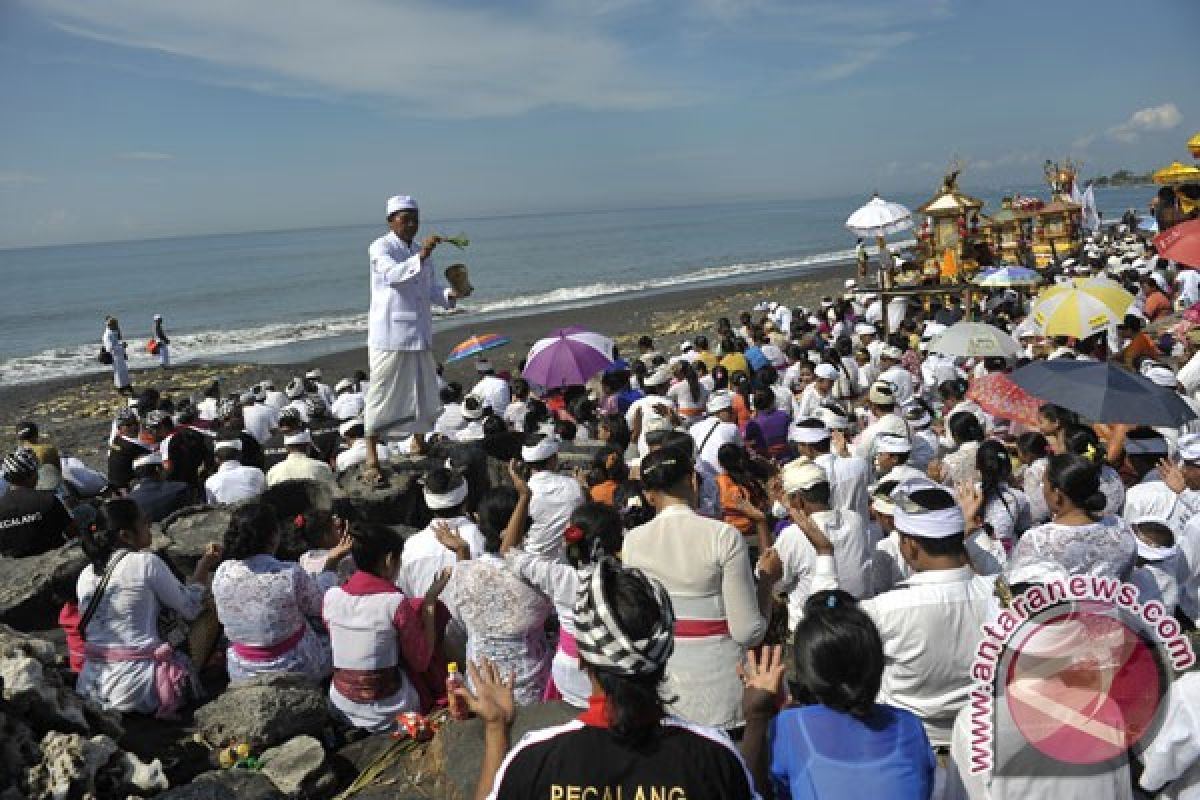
[230,626,305,661]
[84,642,189,720]
[541,630,581,702]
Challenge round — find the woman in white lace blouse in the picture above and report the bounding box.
[212,502,332,684]
[1006,453,1137,587]
[77,497,221,717]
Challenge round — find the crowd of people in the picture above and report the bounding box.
[3,196,1200,799]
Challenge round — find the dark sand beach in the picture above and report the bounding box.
[0,260,857,469]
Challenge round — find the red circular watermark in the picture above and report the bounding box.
[1004,601,1166,765]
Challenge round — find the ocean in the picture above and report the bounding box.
[0,184,1153,386]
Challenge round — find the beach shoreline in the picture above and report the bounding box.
[0,257,859,471]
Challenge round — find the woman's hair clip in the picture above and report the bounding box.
[293,514,306,529]
[1084,443,1098,463]
[826,594,838,609]
[563,524,585,545]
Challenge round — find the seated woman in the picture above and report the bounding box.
[740,590,935,800]
[467,557,759,799]
[324,524,450,731]
[503,501,625,708]
[436,486,555,706]
[77,497,221,718]
[585,445,628,507]
[212,502,332,684]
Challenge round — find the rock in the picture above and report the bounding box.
[338,460,428,527]
[0,651,89,734]
[0,543,89,629]
[161,505,232,573]
[193,674,330,751]
[22,731,162,799]
[259,735,335,797]
[0,623,59,664]
[0,703,40,796]
[158,769,284,800]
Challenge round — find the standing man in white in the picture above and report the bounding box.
[102,316,132,396]
[361,195,457,486]
[152,314,170,369]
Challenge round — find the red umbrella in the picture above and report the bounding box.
[1154,218,1200,269]
[968,372,1041,428]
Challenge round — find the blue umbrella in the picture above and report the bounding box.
[1139,216,1159,233]
[1009,360,1195,426]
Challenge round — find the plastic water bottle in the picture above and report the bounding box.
[446,662,469,720]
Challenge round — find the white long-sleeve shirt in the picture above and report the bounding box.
[367,231,454,352]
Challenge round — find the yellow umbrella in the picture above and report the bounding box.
[1032,281,1134,338]
[1152,161,1200,185]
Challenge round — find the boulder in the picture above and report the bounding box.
[338,460,428,527]
[259,734,336,797]
[193,674,330,751]
[161,505,232,573]
[0,543,89,629]
[24,731,167,799]
[157,769,284,800]
[0,703,40,797]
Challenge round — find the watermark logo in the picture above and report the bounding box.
[968,576,1195,774]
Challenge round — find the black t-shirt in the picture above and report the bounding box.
[0,486,73,557]
[491,712,757,800]
[107,435,152,490]
[309,419,341,465]
[128,479,195,523]
[165,427,214,488]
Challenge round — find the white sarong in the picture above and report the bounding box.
[363,349,442,437]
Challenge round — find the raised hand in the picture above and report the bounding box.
[461,658,517,730]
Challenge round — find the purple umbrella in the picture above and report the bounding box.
[522,328,615,388]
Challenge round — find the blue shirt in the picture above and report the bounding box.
[615,388,644,414]
[744,346,770,372]
[769,704,934,800]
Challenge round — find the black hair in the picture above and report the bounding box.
[1016,431,1050,462]
[613,481,655,529]
[977,439,1016,527]
[510,378,530,400]
[1062,424,1107,466]
[1038,403,1076,429]
[675,360,702,404]
[590,445,630,485]
[566,502,624,568]
[482,415,508,438]
[938,378,969,401]
[1045,453,1106,514]
[752,388,775,413]
[947,411,984,444]
[554,418,578,442]
[590,565,670,746]
[694,334,709,350]
[717,443,769,507]
[222,501,280,561]
[475,487,520,553]
[1135,520,1175,550]
[597,413,631,455]
[350,523,405,576]
[81,497,143,571]
[792,590,884,718]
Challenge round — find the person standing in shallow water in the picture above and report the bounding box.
[152,314,170,369]
[102,316,132,396]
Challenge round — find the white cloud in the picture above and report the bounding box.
[117,151,173,161]
[1107,102,1182,143]
[31,0,688,118]
[1070,134,1097,152]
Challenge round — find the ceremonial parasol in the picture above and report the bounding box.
[1152,161,1200,185]
[967,372,1041,427]
[522,328,615,388]
[1008,360,1196,426]
[446,333,510,363]
[973,266,1042,288]
[1154,218,1200,268]
[845,194,913,238]
[929,322,1020,359]
[1031,280,1134,338]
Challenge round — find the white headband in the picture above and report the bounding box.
[890,481,963,538]
[424,481,468,510]
[284,430,313,446]
[1136,538,1178,562]
[789,423,831,444]
[215,439,242,452]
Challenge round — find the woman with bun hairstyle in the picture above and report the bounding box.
[77,497,221,717]
[211,502,332,684]
[621,444,780,731]
[1004,453,1137,586]
[585,445,628,507]
[1062,424,1125,516]
[324,523,450,731]
[1016,431,1052,524]
[503,501,627,707]
[1037,403,1076,455]
[741,590,935,800]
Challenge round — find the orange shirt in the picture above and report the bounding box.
[1120,332,1161,368]
[1144,290,1172,322]
[590,480,619,507]
[716,474,754,536]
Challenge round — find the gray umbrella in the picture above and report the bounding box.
[1008,360,1196,426]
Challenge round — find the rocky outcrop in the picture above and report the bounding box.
[259,735,336,797]
[161,505,232,573]
[0,543,88,629]
[337,459,429,527]
[24,731,167,799]
[157,769,284,800]
[193,674,330,751]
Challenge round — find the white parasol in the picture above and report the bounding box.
[845,194,914,238]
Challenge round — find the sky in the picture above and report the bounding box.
[0,0,1197,248]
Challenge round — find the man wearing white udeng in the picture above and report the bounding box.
[361,195,456,486]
